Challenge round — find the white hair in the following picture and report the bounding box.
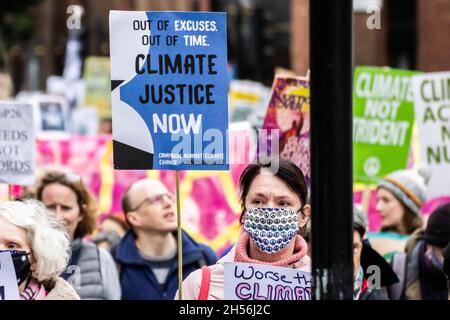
[0,200,71,283]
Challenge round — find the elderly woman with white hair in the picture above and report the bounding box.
[0,200,79,300]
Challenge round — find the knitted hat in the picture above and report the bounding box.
[377,167,430,216]
[353,205,368,237]
[425,203,450,248]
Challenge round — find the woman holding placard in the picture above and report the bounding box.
[175,159,311,300]
[0,200,79,300]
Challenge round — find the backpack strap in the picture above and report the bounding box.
[197,266,211,300]
[389,252,407,300]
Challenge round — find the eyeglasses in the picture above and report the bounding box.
[131,192,175,211]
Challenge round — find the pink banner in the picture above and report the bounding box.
[32,131,252,254]
[20,133,449,247]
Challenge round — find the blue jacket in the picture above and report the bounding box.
[113,230,217,300]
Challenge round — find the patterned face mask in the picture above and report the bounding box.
[243,207,299,254]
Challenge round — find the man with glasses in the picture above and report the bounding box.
[112,178,217,300]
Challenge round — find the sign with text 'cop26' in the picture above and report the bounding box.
[353,67,417,183]
[110,11,229,170]
[0,102,35,185]
[224,262,311,300]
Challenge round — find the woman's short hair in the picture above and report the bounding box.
[239,159,308,224]
[36,170,98,239]
[0,200,70,284]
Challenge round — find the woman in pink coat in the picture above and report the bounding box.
[176,159,311,300]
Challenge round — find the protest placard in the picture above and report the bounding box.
[229,80,271,127]
[0,251,20,300]
[71,107,99,135]
[29,94,70,137]
[261,77,310,185]
[83,56,111,118]
[47,76,86,111]
[0,102,35,185]
[413,71,450,198]
[353,67,417,183]
[224,262,311,300]
[110,11,229,170]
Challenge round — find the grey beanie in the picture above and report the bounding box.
[353,205,368,237]
[377,167,430,216]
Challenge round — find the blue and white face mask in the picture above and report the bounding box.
[243,207,299,254]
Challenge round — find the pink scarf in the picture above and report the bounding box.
[20,279,48,300]
[234,232,308,267]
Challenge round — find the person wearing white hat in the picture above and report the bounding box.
[376,168,429,235]
[368,168,429,263]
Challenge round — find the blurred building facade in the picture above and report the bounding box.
[1,0,449,93]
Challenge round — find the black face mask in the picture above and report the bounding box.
[0,250,31,286]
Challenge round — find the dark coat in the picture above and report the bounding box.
[359,287,390,300]
[113,230,217,300]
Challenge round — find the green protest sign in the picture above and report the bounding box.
[353,67,418,183]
